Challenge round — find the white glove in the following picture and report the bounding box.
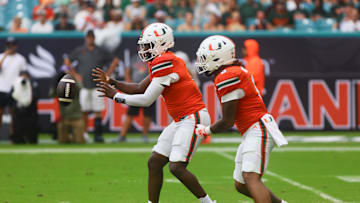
[196,124,212,139]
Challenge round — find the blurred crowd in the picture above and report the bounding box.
[1,0,360,33]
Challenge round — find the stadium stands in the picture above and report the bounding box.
[0,0,359,33]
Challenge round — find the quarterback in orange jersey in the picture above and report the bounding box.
[93,23,215,203]
[195,35,288,203]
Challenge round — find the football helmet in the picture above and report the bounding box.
[195,35,236,74]
[138,23,174,62]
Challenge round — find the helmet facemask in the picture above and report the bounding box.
[138,41,156,62]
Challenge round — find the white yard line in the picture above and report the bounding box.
[1,146,360,154]
[215,151,346,203]
[336,176,360,183]
[1,136,359,145]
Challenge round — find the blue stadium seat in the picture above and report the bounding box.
[0,6,5,28]
[295,19,315,32]
[174,18,185,29]
[148,18,156,24]
[315,18,336,31]
[3,0,37,28]
[246,18,256,28]
[165,19,176,29]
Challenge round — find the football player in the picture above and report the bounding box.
[93,23,215,203]
[195,35,288,203]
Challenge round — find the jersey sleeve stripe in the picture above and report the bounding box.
[151,61,173,73]
[216,77,241,90]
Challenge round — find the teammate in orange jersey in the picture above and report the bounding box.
[195,35,288,203]
[243,39,265,96]
[92,23,215,203]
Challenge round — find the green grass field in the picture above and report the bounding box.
[1,132,360,203]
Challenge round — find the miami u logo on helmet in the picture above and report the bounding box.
[154,28,167,37]
[209,42,222,51]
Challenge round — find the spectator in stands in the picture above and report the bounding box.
[226,11,246,31]
[114,55,154,143]
[64,30,119,143]
[74,1,104,31]
[147,0,169,19]
[177,11,200,31]
[68,0,82,20]
[31,9,54,33]
[339,7,360,32]
[125,0,146,22]
[97,0,121,8]
[265,0,279,16]
[331,0,353,22]
[221,0,239,25]
[249,10,273,30]
[125,17,146,30]
[243,39,265,96]
[120,0,145,10]
[54,2,71,20]
[56,71,85,144]
[104,9,124,32]
[55,12,76,30]
[0,0,8,6]
[9,16,28,33]
[102,0,116,22]
[203,12,224,31]
[154,10,168,23]
[193,0,208,26]
[267,1,293,29]
[11,71,39,144]
[33,1,55,21]
[311,0,331,21]
[0,37,27,128]
[289,0,308,21]
[165,0,176,18]
[174,0,192,19]
[240,0,263,23]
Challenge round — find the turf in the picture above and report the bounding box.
[0,137,360,203]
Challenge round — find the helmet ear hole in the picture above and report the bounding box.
[213,58,220,62]
[161,42,166,46]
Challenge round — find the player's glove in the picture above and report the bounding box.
[196,124,212,139]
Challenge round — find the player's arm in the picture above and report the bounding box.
[96,77,166,107]
[92,67,150,94]
[208,100,238,133]
[196,88,244,137]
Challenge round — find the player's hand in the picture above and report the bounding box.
[96,82,117,99]
[92,67,109,83]
[196,124,210,139]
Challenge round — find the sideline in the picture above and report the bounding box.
[0,146,360,154]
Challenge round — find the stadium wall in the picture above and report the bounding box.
[1,32,360,132]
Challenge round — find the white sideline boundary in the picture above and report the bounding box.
[215,151,345,203]
[1,146,360,154]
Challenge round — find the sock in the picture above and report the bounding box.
[94,118,102,137]
[281,200,288,203]
[148,201,152,203]
[199,194,213,203]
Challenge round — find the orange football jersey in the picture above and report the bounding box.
[214,65,267,134]
[148,51,205,122]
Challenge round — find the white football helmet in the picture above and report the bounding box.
[138,23,174,62]
[195,35,236,74]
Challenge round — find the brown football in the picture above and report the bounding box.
[57,74,76,106]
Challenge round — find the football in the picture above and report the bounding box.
[57,74,76,106]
